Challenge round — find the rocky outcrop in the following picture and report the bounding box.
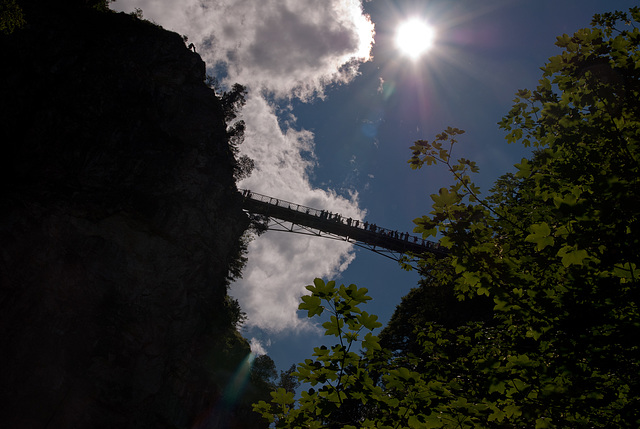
[0,4,257,428]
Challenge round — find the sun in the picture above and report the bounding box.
[395,18,435,60]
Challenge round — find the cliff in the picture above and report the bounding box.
[0,3,262,428]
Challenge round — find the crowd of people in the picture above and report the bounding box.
[242,189,445,252]
[314,211,443,251]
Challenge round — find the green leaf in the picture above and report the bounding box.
[557,245,589,267]
[515,158,532,178]
[270,387,295,406]
[299,294,323,317]
[504,404,522,418]
[613,262,637,279]
[408,415,427,428]
[488,407,506,422]
[535,417,552,428]
[462,271,481,288]
[525,222,555,251]
[322,315,343,337]
[431,187,459,207]
[362,332,381,351]
[423,413,444,428]
[489,380,506,394]
[359,311,382,330]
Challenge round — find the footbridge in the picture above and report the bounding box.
[240,189,447,264]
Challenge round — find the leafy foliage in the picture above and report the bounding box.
[404,7,640,426]
[277,364,301,394]
[0,0,25,34]
[254,279,387,427]
[255,7,640,428]
[225,295,247,328]
[253,279,529,428]
[212,82,255,181]
[379,275,494,362]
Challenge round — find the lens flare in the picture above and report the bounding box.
[193,352,257,428]
[223,352,256,405]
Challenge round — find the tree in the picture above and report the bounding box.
[253,279,391,428]
[251,354,279,393]
[253,279,508,428]
[405,7,640,425]
[277,364,301,394]
[216,83,256,181]
[0,0,25,34]
[254,7,640,428]
[379,275,494,361]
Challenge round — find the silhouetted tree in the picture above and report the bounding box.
[277,364,300,394]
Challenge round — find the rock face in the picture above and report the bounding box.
[1,4,257,428]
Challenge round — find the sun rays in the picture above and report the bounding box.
[395,18,435,60]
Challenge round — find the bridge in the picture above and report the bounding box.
[240,189,447,264]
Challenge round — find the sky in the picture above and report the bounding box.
[111,0,638,370]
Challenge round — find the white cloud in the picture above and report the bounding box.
[249,337,268,356]
[112,0,374,99]
[236,231,356,333]
[111,0,374,334]
[236,95,365,333]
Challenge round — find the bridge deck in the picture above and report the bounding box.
[241,190,447,257]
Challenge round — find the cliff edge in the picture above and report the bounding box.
[1,3,261,428]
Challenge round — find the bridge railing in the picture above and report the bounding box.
[241,189,323,217]
[240,189,447,253]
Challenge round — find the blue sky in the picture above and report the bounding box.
[112,0,638,372]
